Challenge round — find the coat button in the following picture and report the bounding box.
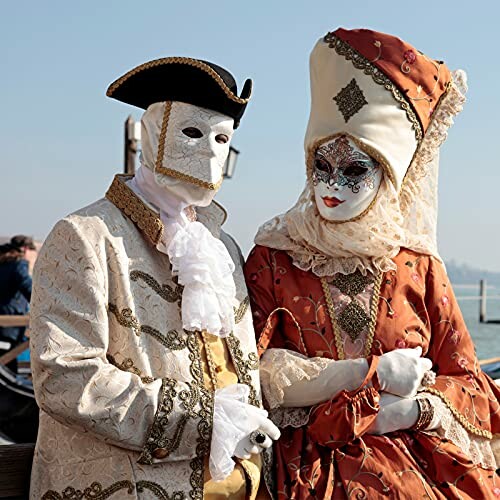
[152,448,168,459]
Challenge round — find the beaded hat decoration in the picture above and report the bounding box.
[305,27,452,191]
[106,57,252,128]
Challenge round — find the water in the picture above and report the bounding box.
[454,284,500,361]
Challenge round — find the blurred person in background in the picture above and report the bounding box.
[0,235,36,373]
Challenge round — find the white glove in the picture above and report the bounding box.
[377,347,433,397]
[210,384,280,481]
[233,416,280,460]
[368,393,419,435]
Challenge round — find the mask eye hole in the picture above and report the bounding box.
[215,134,229,144]
[314,158,330,173]
[343,161,369,178]
[182,127,203,138]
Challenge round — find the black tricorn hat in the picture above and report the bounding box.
[106,57,252,128]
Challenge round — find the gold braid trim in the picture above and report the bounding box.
[234,296,250,324]
[154,101,171,173]
[105,174,164,246]
[156,165,223,191]
[364,272,383,356]
[154,101,223,190]
[321,277,345,360]
[423,387,493,439]
[260,307,309,357]
[107,56,251,104]
[324,33,423,144]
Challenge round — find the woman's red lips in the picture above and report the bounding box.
[322,196,345,208]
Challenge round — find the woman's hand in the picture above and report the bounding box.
[368,393,419,435]
[377,347,433,397]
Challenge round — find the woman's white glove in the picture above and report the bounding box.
[210,384,280,481]
[368,393,419,435]
[377,347,433,397]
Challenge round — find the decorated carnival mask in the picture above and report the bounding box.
[312,135,383,221]
[107,56,251,209]
[140,101,234,208]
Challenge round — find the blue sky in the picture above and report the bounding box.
[2,1,499,270]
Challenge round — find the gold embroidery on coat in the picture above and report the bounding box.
[108,304,186,350]
[186,331,215,500]
[130,270,183,306]
[234,296,250,324]
[105,175,164,246]
[324,32,423,143]
[106,353,155,384]
[139,378,177,464]
[225,333,260,407]
[42,481,134,499]
[136,481,186,499]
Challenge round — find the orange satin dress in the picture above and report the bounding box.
[244,245,500,499]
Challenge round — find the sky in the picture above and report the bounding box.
[2,0,499,271]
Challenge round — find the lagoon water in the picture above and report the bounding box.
[454,284,500,361]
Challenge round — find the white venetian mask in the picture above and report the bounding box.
[140,101,234,208]
[312,135,383,221]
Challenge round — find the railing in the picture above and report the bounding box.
[0,315,30,367]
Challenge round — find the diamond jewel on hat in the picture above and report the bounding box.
[333,78,368,123]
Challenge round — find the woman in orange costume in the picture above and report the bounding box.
[244,28,500,499]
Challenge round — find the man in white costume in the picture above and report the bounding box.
[29,57,279,499]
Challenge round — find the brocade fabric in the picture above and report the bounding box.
[245,245,500,499]
[29,181,262,499]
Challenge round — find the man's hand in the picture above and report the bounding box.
[378,347,433,397]
[234,416,280,460]
[368,393,419,435]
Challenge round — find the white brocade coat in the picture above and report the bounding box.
[29,176,262,499]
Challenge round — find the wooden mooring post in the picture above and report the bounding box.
[479,279,500,324]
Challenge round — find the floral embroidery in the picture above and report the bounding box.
[401,49,417,73]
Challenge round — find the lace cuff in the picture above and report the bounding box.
[260,348,331,409]
[422,393,496,469]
